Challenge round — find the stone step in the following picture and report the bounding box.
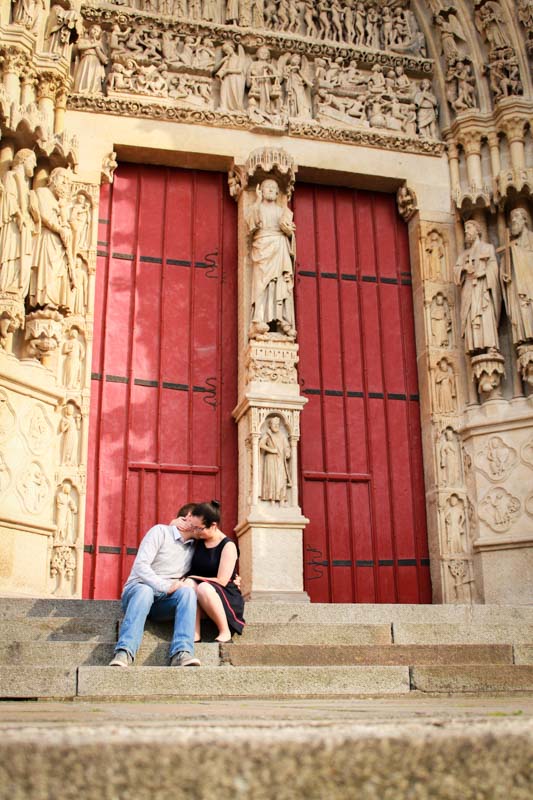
[0,598,122,619]
[77,665,410,699]
[411,665,533,693]
[0,641,220,667]
[0,667,77,699]
[0,618,117,641]
[393,623,533,645]
[514,645,533,665]
[220,643,514,667]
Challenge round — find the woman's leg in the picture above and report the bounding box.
[196,583,232,642]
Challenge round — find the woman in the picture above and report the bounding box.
[186,500,245,642]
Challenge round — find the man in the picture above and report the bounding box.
[109,503,202,668]
[501,208,533,345]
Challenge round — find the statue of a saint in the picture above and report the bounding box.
[29,168,75,312]
[63,328,85,389]
[247,178,296,339]
[434,358,456,414]
[501,208,533,345]
[454,220,501,355]
[55,483,77,543]
[0,149,38,298]
[60,403,81,465]
[216,43,246,112]
[430,293,451,348]
[12,0,45,33]
[260,416,291,504]
[444,494,465,553]
[73,25,108,95]
[439,428,461,487]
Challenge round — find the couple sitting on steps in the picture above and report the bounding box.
[109,500,245,668]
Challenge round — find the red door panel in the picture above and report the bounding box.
[294,185,431,603]
[84,165,237,599]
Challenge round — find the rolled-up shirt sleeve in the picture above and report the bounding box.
[131,526,173,594]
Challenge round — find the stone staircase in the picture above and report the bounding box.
[1,599,533,700]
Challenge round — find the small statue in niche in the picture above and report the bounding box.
[11,0,45,33]
[0,149,38,300]
[439,427,461,487]
[71,256,88,316]
[55,482,77,544]
[63,328,85,389]
[454,220,501,356]
[29,168,75,313]
[60,402,81,466]
[444,494,465,553]
[70,192,91,257]
[434,357,456,414]
[448,559,474,602]
[73,25,108,95]
[501,209,533,345]
[260,416,291,505]
[430,293,452,349]
[225,0,240,25]
[216,43,246,112]
[425,230,445,281]
[247,178,296,339]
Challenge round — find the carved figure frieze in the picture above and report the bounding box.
[246,342,299,384]
[259,414,291,505]
[73,24,108,94]
[60,402,81,466]
[474,436,518,482]
[438,427,462,488]
[247,178,296,341]
[23,403,53,456]
[17,460,50,514]
[478,486,521,533]
[0,391,17,444]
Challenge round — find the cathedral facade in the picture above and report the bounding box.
[0,0,532,605]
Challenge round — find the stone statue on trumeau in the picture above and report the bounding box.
[73,25,108,95]
[501,209,533,346]
[430,293,452,348]
[247,178,296,340]
[29,168,75,312]
[444,494,465,553]
[12,0,45,33]
[434,358,456,414]
[260,415,291,505]
[454,220,501,356]
[439,427,461,487]
[62,328,85,388]
[0,149,38,300]
[60,403,81,466]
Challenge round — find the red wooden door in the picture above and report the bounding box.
[84,165,237,599]
[294,185,431,603]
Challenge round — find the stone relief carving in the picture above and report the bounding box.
[442,493,466,554]
[11,0,46,33]
[475,436,518,482]
[517,0,533,53]
[526,491,533,518]
[478,486,521,533]
[0,391,17,444]
[396,185,417,222]
[424,230,446,281]
[520,435,533,469]
[430,292,452,349]
[246,342,299,384]
[0,452,12,495]
[438,427,462,488]
[23,403,53,456]
[259,414,291,505]
[447,558,475,602]
[54,480,78,543]
[62,327,85,389]
[433,357,457,415]
[24,308,63,364]
[247,178,296,341]
[17,460,50,514]
[59,401,81,466]
[45,3,80,60]
[73,24,109,95]
[474,0,524,104]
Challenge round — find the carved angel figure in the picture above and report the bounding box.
[475,1,511,52]
[0,149,38,299]
[435,10,468,63]
[73,25,108,95]
[247,179,296,339]
[216,43,246,112]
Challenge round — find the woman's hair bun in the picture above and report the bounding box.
[211,499,221,509]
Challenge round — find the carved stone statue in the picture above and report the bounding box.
[445,60,477,112]
[425,230,445,281]
[439,428,461,487]
[45,3,80,59]
[73,25,108,95]
[247,178,296,339]
[434,357,456,414]
[216,43,246,112]
[414,79,438,138]
[70,192,91,257]
[260,416,291,504]
[282,54,313,119]
[430,293,452,348]
[12,0,45,33]
[0,149,38,299]
[448,559,474,602]
[55,482,77,543]
[29,168,75,312]
[247,47,282,122]
[60,403,81,466]
[62,328,85,388]
[444,494,465,553]
[71,256,88,316]
[501,208,533,345]
[454,220,501,355]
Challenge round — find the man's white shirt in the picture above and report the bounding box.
[123,524,195,595]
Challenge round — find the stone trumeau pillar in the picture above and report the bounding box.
[229,147,309,602]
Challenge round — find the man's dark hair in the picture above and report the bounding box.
[191,500,221,528]
[176,502,196,518]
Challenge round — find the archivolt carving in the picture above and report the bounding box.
[474,436,518,482]
[478,486,521,533]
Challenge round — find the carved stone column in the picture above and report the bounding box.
[230,148,309,602]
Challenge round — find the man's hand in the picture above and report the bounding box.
[166,579,184,594]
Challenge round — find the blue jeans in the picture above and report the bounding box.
[115,582,197,661]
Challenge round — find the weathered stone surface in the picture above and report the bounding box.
[0,618,117,641]
[221,643,513,667]
[238,623,392,645]
[514,646,533,665]
[0,642,219,667]
[411,666,533,693]
[244,603,473,625]
[77,665,410,699]
[394,623,533,645]
[0,599,122,620]
[0,667,76,698]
